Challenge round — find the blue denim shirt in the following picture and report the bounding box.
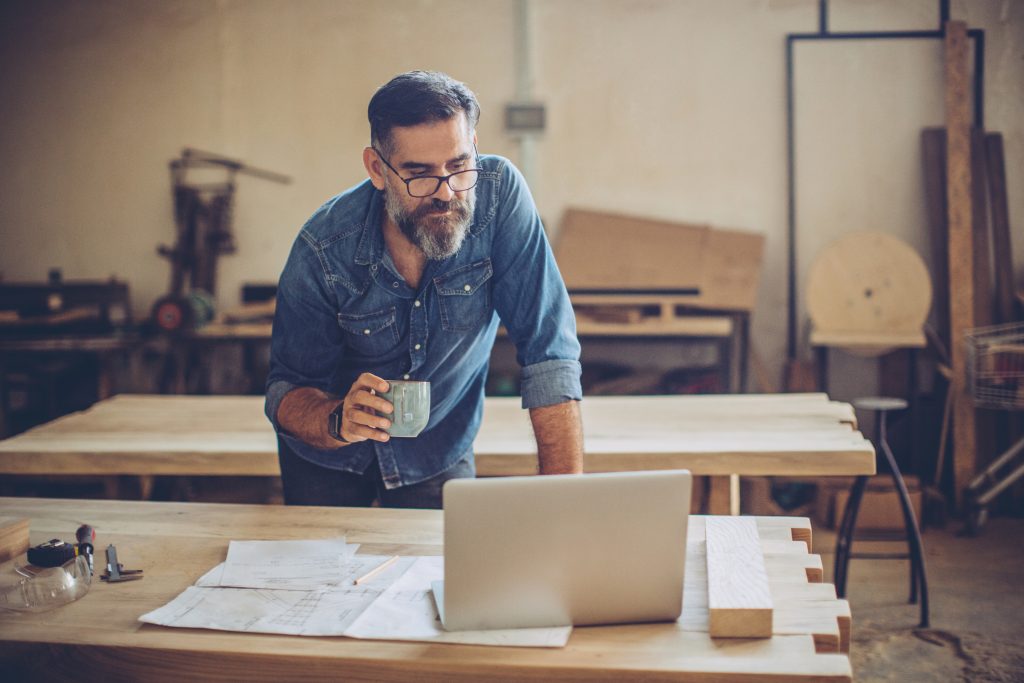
[265,154,582,488]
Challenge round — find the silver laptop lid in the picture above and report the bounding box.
[440,470,691,631]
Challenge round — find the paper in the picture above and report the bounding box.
[345,556,572,647]
[141,549,571,648]
[216,538,362,590]
[140,583,395,636]
[142,551,415,636]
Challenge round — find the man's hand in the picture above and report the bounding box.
[529,401,584,474]
[277,374,394,449]
[336,373,394,443]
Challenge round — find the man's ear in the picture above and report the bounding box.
[363,147,386,191]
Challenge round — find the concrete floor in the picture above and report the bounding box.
[813,518,1024,682]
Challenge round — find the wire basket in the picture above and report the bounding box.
[966,321,1024,410]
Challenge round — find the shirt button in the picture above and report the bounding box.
[463,284,471,292]
[414,343,421,350]
[414,300,421,307]
[403,374,410,380]
[363,329,371,335]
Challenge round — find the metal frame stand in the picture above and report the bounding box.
[833,398,930,628]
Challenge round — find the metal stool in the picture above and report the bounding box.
[833,396,929,628]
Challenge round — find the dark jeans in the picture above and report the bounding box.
[277,437,474,509]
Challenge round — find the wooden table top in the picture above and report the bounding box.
[0,394,875,478]
[0,498,852,682]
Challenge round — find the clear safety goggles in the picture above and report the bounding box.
[0,554,92,613]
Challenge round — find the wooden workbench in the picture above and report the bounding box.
[0,497,852,681]
[0,393,875,512]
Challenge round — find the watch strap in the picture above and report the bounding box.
[327,401,349,443]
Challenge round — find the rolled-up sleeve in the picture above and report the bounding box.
[264,230,346,430]
[520,358,583,409]
[489,161,583,409]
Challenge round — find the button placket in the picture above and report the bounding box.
[407,291,428,376]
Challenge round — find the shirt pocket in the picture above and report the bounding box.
[434,258,493,331]
[337,307,400,356]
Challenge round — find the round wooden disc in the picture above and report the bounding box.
[806,231,931,340]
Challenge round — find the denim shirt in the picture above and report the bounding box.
[265,154,582,489]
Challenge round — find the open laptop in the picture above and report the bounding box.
[432,470,692,631]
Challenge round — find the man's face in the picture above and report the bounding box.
[378,114,476,260]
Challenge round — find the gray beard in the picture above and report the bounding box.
[383,187,475,260]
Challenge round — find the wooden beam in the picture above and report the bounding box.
[945,20,977,507]
[985,133,1016,323]
[706,516,774,638]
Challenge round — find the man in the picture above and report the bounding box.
[265,71,583,509]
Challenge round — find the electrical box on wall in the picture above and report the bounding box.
[505,103,546,133]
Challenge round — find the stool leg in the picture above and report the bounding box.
[879,425,930,628]
[834,475,868,598]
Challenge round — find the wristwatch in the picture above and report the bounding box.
[327,401,349,443]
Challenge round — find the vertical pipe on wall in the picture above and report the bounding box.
[515,0,537,192]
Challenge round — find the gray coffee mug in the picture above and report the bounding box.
[379,380,431,437]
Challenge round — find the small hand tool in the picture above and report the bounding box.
[75,524,95,574]
[100,544,143,583]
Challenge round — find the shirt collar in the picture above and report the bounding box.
[354,187,385,267]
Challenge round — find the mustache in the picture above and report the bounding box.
[416,197,469,218]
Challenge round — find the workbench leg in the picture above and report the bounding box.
[738,314,750,393]
[816,346,830,393]
[708,476,740,515]
[138,475,155,501]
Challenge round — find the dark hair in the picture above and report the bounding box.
[368,71,480,157]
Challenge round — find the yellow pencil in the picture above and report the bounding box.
[352,555,399,585]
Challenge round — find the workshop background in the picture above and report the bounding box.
[2,2,1024,679]
[1,0,1020,399]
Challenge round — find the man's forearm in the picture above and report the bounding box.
[529,400,584,474]
[277,387,344,450]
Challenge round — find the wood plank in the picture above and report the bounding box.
[970,128,994,328]
[0,499,854,682]
[0,516,29,563]
[985,133,1016,324]
[945,20,978,508]
[921,128,951,347]
[706,517,774,638]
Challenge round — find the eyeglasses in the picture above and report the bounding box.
[374,148,481,198]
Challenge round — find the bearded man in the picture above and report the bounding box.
[266,71,583,508]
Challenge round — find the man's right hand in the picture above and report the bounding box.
[335,373,394,443]
[276,374,394,450]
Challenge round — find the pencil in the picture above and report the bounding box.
[352,555,399,585]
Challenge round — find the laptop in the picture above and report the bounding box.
[433,470,692,631]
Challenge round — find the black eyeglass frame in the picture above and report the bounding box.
[373,146,481,198]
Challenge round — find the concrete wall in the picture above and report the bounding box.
[1,0,1021,398]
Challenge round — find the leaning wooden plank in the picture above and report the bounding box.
[985,133,1016,323]
[922,128,950,346]
[706,516,774,637]
[945,20,977,507]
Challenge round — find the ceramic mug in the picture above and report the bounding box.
[379,380,431,437]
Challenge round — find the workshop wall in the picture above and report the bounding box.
[0,0,1021,396]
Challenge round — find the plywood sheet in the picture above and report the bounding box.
[554,208,764,311]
